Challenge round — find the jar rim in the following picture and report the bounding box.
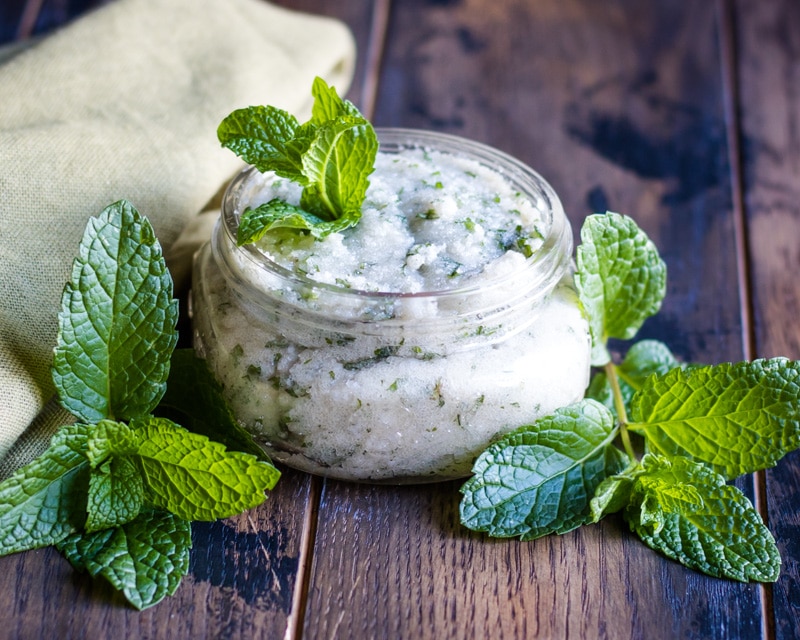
[218,128,573,304]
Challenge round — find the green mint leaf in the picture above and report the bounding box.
[299,115,378,224]
[216,105,305,180]
[285,120,320,165]
[310,76,362,123]
[586,340,684,419]
[220,77,377,242]
[83,421,144,531]
[575,212,667,366]
[589,460,641,522]
[629,358,800,479]
[0,425,89,554]
[625,454,780,582]
[237,200,334,244]
[156,349,270,462]
[460,399,629,540]
[618,339,685,388]
[128,416,280,521]
[52,200,178,423]
[57,509,191,610]
[86,456,145,533]
[85,419,138,467]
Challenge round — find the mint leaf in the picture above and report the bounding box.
[0,425,89,554]
[52,200,178,423]
[629,358,800,478]
[128,416,280,521]
[575,212,667,366]
[299,115,377,225]
[589,460,641,522]
[216,105,304,180]
[58,509,191,610]
[300,77,377,225]
[460,400,629,539]
[310,75,362,122]
[85,419,138,467]
[618,339,684,388]
[237,200,332,245]
[219,77,377,241]
[86,456,144,532]
[625,454,780,582]
[156,349,270,462]
[586,340,683,418]
[83,421,144,531]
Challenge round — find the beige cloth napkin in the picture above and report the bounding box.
[0,0,355,477]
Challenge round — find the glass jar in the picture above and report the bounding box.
[192,129,591,483]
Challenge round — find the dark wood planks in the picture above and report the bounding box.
[302,0,766,638]
[734,0,800,638]
[0,469,316,639]
[271,0,387,115]
[2,0,798,638]
[0,1,377,639]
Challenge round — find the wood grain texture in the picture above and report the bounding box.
[2,0,799,638]
[0,469,315,639]
[734,0,800,638]
[305,483,763,639]
[0,1,370,638]
[270,0,386,115]
[301,1,765,638]
[373,0,744,363]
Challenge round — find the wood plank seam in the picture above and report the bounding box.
[286,476,323,640]
[287,4,393,636]
[716,0,776,638]
[359,0,392,118]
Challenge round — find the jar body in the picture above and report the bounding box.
[192,129,591,483]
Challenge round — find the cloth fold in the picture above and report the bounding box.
[0,0,356,476]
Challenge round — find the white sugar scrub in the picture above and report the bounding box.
[192,129,592,483]
[244,149,546,294]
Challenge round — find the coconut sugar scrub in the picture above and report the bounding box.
[193,119,591,482]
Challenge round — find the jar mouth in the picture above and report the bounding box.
[218,128,573,305]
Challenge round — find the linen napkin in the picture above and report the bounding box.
[0,0,355,477]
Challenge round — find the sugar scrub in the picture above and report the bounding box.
[192,129,591,482]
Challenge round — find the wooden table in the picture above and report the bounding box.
[2,1,799,638]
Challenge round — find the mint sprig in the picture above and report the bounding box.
[575,212,667,366]
[0,200,280,609]
[461,210,798,583]
[629,359,800,478]
[218,76,378,243]
[585,339,687,418]
[460,400,629,539]
[625,454,780,582]
[0,424,90,553]
[53,200,178,423]
[58,509,192,610]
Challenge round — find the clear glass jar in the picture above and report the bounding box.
[192,129,591,483]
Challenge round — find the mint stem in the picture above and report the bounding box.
[605,362,636,461]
